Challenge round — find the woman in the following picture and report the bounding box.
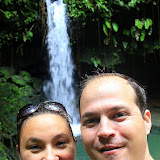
[16,101,76,160]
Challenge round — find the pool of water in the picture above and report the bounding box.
[76,136,90,160]
[76,108,160,160]
[148,126,160,159]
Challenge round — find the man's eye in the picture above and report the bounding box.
[84,118,99,127]
[56,140,67,147]
[113,112,127,119]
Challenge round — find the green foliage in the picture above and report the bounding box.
[123,29,130,36]
[11,75,27,86]
[103,21,118,35]
[0,0,38,49]
[105,20,111,29]
[135,19,143,29]
[132,18,153,42]
[64,0,109,22]
[0,67,44,160]
[64,0,158,68]
[145,18,153,29]
[23,30,33,42]
[154,45,160,50]
[103,24,108,36]
[91,57,101,68]
[19,71,32,83]
[81,48,124,69]
[0,67,13,79]
[112,22,118,32]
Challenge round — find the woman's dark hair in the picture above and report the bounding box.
[17,101,74,151]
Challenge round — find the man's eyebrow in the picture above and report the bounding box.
[81,106,128,119]
[109,106,127,111]
[81,112,97,120]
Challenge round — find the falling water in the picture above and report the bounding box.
[43,0,80,136]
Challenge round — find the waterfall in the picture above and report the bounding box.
[43,0,80,136]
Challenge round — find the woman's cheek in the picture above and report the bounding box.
[59,148,75,160]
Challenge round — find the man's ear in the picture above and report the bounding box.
[73,136,77,143]
[16,145,21,160]
[144,109,152,135]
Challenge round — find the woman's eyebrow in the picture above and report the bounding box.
[54,133,69,139]
[26,133,70,144]
[26,137,41,143]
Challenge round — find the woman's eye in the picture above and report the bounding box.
[28,145,42,152]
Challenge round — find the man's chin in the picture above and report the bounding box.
[89,147,126,160]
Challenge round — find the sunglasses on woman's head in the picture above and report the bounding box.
[17,101,67,122]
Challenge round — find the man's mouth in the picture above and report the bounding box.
[99,146,122,152]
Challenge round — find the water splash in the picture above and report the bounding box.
[43,0,80,136]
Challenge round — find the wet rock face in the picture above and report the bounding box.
[148,97,160,108]
[149,108,160,127]
[147,97,160,127]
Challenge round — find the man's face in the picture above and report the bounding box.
[80,76,152,160]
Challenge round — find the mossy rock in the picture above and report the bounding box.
[11,75,26,86]
[19,71,32,83]
[32,77,42,93]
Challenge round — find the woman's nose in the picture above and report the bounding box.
[43,147,59,160]
[43,157,59,160]
[43,155,59,160]
[97,117,116,139]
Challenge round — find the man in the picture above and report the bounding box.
[80,72,154,160]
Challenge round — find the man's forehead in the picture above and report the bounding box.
[83,76,130,92]
[80,75,136,110]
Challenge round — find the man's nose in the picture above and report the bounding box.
[43,147,59,160]
[97,116,116,139]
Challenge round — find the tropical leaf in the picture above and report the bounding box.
[112,22,118,32]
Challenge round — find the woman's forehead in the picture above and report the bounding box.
[20,114,71,135]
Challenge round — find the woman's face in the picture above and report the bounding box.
[18,113,76,160]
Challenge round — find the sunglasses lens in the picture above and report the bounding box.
[39,101,66,112]
[17,101,66,122]
[17,101,70,135]
[17,104,38,121]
